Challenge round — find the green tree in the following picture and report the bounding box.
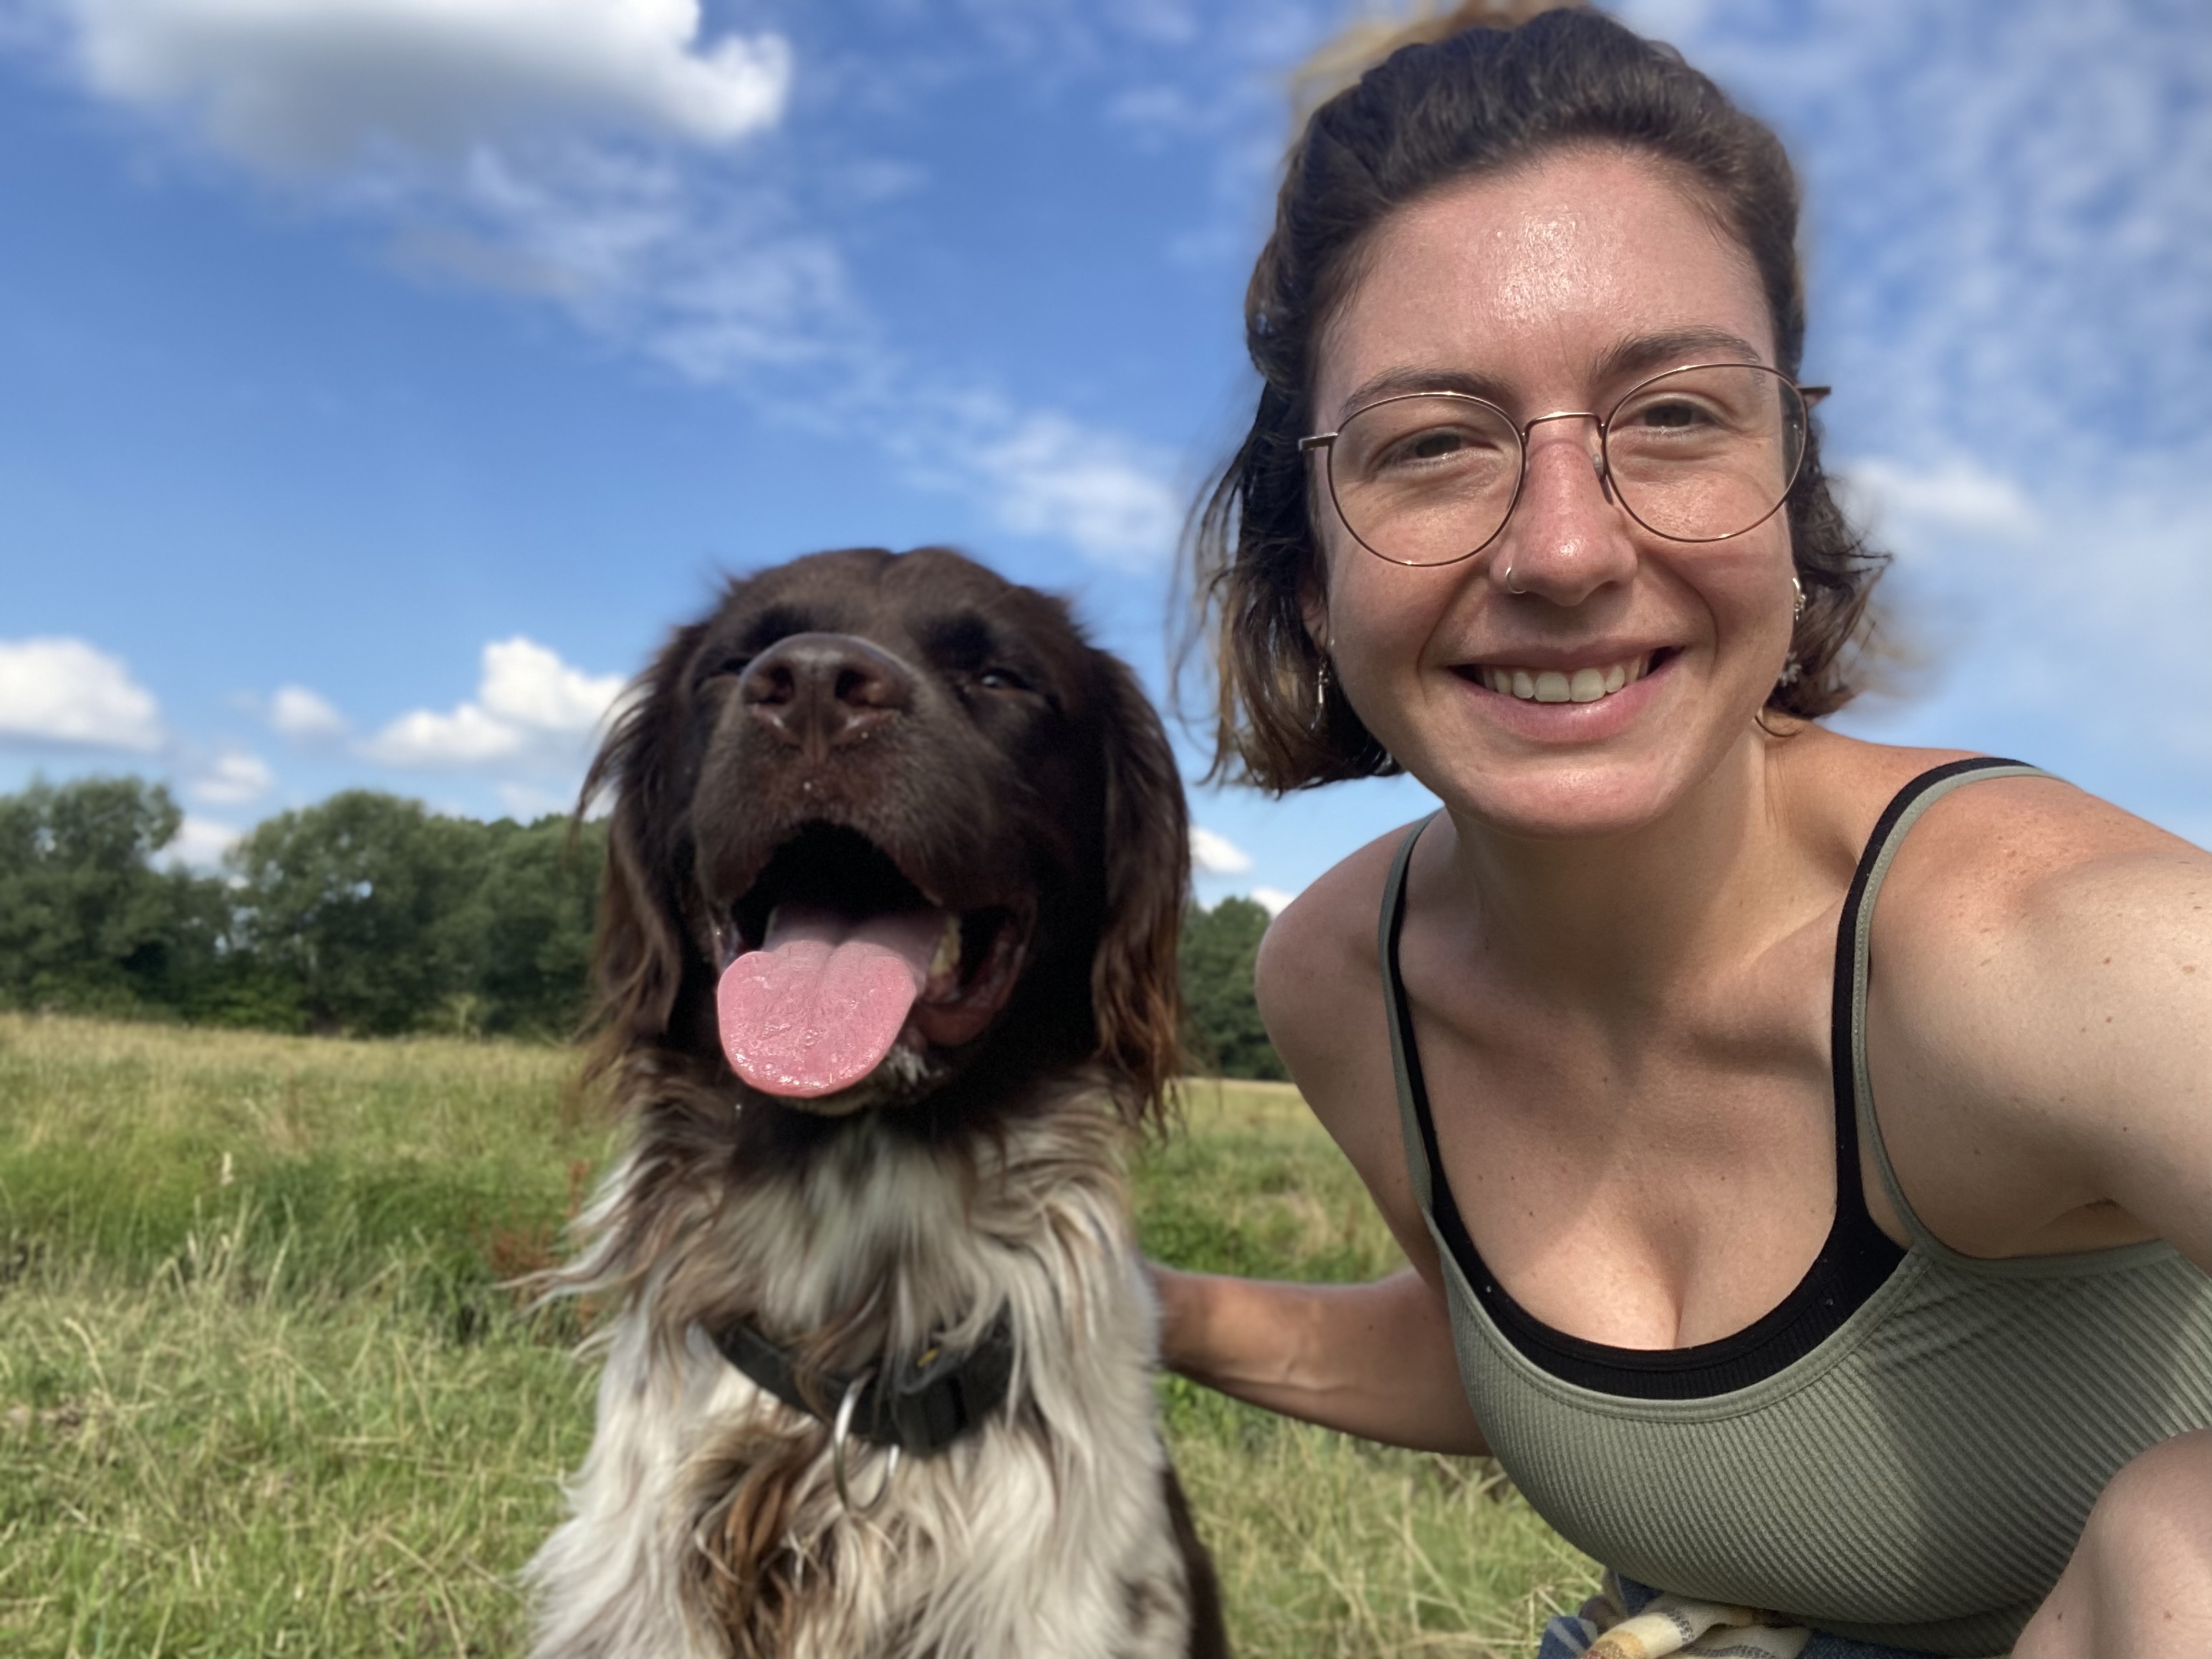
[0,776,226,1015]
[1179,896,1287,1082]
[227,792,486,1035]
[449,814,606,1037]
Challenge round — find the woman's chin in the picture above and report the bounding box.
[1444,764,1693,843]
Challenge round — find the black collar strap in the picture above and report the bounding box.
[708,1310,1016,1458]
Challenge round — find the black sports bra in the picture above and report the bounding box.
[1380,757,2034,1400]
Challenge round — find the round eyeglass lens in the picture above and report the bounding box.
[1327,393,1521,568]
[1602,364,1807,544]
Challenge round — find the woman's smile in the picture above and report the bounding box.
[1449,645,1679,742]
[1465,649,1662,703]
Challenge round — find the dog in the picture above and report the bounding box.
[526,547,1231,1659]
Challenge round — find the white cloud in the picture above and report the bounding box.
[1840,457,2039,542]
[190,747,273,806]
[67,0,790,173]
[165,812,241,869]
[479,635,624,732]
[966,411,1183,571]
[365,636,625,771]
[0,636,163,751]
[267,683,348,739]
[1249,885,1296,917]
[1189,824,1254,875]
[888,395,1185,572]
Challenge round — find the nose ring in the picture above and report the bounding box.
[1503,563,1528,596]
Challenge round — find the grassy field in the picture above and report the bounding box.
[0,1014,1595,1657]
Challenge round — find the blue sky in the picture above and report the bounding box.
[2,0,2208,908]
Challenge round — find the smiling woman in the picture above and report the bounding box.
[1162,6,2212,1658]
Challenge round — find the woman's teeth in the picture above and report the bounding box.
[1480,655,1651,704]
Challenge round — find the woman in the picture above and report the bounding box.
[1159,6,2212,1655]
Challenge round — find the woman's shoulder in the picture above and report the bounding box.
[1251,820,1427,1124]
[1810,736,2208,930]
[1778,730,2197,903]
[1822,736,2212,1254]
[1254,820,1424,1005]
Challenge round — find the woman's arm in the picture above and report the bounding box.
[1152,1262,1487,1455]
[1150,826,1486,1453]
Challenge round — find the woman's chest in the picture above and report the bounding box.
[1425,1042,1847,1349]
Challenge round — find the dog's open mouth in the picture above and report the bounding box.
[711,824,1026,1102]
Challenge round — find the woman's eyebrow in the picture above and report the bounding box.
[1330,365,1514,425]
[1591,327,1768,385]
[1328,327,1770,429]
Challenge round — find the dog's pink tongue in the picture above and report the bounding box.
[717,905,942,1099]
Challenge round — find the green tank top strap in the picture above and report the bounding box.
[1843,758,2177,1276]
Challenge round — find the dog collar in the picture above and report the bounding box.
[708,1310,1016,1458]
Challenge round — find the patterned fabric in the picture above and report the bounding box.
[1537,1573,1936,1659]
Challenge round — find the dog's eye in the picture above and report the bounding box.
[975,668,1029,693]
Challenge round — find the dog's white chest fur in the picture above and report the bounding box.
[527,1094,1201,1658]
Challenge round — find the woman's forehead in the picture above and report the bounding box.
[1317,148,1774,420]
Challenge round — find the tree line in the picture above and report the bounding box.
[0,776,1287,1077]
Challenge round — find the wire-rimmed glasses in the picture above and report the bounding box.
[1298,363,1827,568]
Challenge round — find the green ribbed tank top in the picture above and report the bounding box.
[1381,759,2212,1657]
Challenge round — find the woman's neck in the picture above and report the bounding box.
[1432,731,1812,1011]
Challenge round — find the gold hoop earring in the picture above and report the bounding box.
[1791,574,1806,622]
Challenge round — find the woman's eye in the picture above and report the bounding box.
[1374,425,1502,474]
[1627,397,1709,430]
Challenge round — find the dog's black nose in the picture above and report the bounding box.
[740,632,914,753]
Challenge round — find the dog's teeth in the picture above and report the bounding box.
[929,915,961,981]
[713,918,742,970]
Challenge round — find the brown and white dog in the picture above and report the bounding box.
[527,547,1230,1659]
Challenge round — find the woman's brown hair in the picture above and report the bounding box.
[1187,1,1886,791]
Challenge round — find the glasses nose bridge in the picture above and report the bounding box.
[1517,405,1606,445]
[1515,405,1614,503]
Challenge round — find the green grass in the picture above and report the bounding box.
[0,1015,1595,1656]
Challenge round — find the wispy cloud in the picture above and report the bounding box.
[6,0,1231,574]
[266,684,348,741]
[0,636,164,751]
[188,748,273,807]
[364,636,625,776]
[1840,457,2039,543]
[1190,824,1254,875]
[1645,0,2212,487]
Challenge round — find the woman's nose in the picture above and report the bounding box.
[1492,423,1636,603]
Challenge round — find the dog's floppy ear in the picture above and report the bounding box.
[578,622,706,1079]
[1090,654,1189,1127]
